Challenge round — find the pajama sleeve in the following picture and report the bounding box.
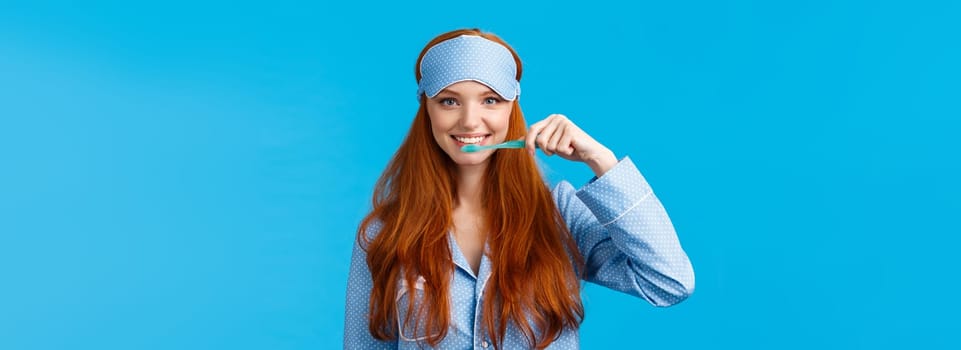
[553,157,695,306]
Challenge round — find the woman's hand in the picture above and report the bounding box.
[525,114,619,177]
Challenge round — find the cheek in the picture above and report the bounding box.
[491,110,512,134]
[426,110,451,135]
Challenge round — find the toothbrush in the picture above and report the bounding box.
[461,140,530,153]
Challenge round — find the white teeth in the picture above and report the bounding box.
[454,136,484,144]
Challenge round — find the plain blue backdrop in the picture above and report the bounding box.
[2,1,959,349]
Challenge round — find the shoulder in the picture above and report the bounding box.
[550,180,576,201]
[549,180,579,216]
[357,217,385,248]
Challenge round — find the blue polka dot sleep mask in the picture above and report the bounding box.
[417,35,521,101]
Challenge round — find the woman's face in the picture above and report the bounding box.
[426,81,513,170]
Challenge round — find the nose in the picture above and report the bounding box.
[458,103,483,130]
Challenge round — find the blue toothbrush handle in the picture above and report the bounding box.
[498,140,527,148]
[461,139,534,152]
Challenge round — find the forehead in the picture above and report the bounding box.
[436,80,499,96]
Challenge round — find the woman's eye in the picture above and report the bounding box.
[440,98,457,106]
[484,97,501,104]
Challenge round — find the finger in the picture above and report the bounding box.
[557,126,576,157]
[526,119,548,154]
[538,115,564,156]
[546,122,566,156]
[546,115,570,154]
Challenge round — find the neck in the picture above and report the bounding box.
[454,163,486,210]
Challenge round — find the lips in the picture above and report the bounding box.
[454,135,485,144]
[451,134,489,145]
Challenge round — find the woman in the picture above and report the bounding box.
[344,28,694,349]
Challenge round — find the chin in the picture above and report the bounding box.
[440,146,491,167]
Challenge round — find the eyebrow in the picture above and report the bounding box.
[435,90,462,97]
[436,89,499,97]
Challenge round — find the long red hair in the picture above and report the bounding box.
[357,29,585,349]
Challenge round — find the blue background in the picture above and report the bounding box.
[2,0,959,349]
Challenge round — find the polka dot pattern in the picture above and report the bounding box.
[417,35,520,101]
[566,157,696,307]
[344,157,695,349]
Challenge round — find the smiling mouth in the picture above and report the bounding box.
[452,135,489,145]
